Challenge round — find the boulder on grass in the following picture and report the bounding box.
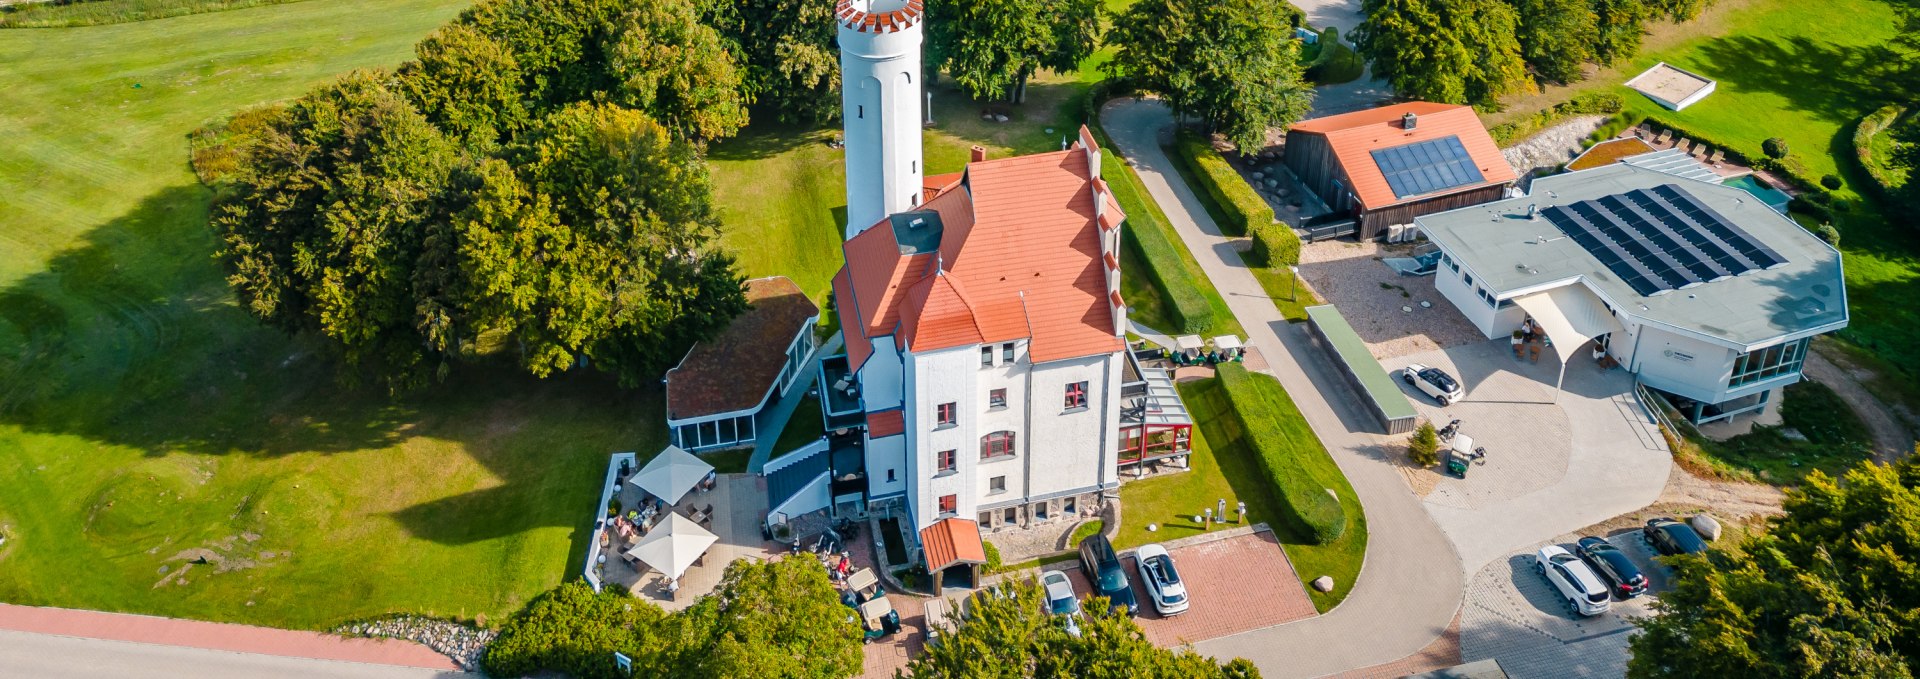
[1690,514,1722,541]
[1311,576,1335,592]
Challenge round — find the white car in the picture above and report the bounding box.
[1401,363,1464,405]
[1040,570,1082,636]
[1534,545,1612,617]
[1134,544,1189,616]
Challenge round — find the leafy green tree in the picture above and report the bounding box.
[907,581,1261,678]
[458,103,745,382]
[457,0,628,114]
[1588,0,1651,65]
[210,70,471,391]
[605,0,749,140]
[699,0,841,124]
[1409,421,1440,466]
[398,23,529,146]
[926,0,1103,102]
[1511,0,1597,84]
[666,556,865,678]
[1645,0,1714,20]
[1109,0,1313,151]
[1354,0,1532,105]
[483,580,669,679]
[1627,454,1920,678]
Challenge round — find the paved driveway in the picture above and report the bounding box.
[1461,533,1669,678]
[1058,531,1319,647]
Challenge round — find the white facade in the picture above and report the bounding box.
[837,0,925,238]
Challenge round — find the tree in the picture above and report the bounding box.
[699,0,841,124]
[1109,0,1314,151]
[666,556,865,679]
[482,580,670,679]
[907,581,1261,678]
[604,0,749,140]
[1626,454,1920,678]
[1588,0,1651,66]
[1409,421,1440,466]
[210,70,471,391]
[1645,0,1714,20]
[397,23,530,146]
[1511,0,1598,84]
[1353,0,1532,105]
[926,0,1103,102]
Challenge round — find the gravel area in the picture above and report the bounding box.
[1296,240,1484,359]
[336,615,495,672]
[1501,115,1608,188]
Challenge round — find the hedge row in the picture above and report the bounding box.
[1852,104,1908,200]
[1170,130,1301,268]
[1216,363,1346,544]
[1086,119,1219,334]
[1487,92,1625,147]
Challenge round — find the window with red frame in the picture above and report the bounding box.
[939,494,957,515]
[937,449,956,473]
[981,431,1016,459]
[1064,381,1088,409]
[988,388,1007,408]
[937,402,956,426]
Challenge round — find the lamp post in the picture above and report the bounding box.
[925,91,933,125]
[1288,265,1301,301]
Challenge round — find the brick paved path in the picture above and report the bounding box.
[0,603,458,671]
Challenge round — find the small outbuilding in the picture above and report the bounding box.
[1626,62,1717,111]
[1284,102,1518,241]
[665,276,820,451]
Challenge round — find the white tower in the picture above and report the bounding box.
[837,0,925,240]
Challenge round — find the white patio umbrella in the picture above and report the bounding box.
[625,511,718,580]
[632,445,713,505]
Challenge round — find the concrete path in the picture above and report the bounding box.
[749,332,843,473]
[1103,97,1464,678]
[0,603,463,677]
[1128,319,1178,349]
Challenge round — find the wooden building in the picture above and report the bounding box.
[1284,102,1516,241]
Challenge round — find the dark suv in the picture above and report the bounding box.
[1644,518,1709,556]
[1574,536,1649,598]
[1077,535,1138,615]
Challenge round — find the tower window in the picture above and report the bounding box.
[912,160,917,172]
[857,105,864,119]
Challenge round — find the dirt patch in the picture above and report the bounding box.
[152,534,285,588]
[1567,464,1782,543]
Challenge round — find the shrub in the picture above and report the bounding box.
[1249,220,1302,268]
[981,540,1005,574]
[1408,422,1440,467]
[1216,364,1347,544]
[1814,222,1842,247]
[1820,174,1843,190]
[483,581,665,679]
[1763,137,1790,159]
[1790,195,1834,222]
[1305,28,1364,85]
[1089,115,1225,334]
[1171,129,1273,237]
[1852,105,1909,197]
[1487,92,1626,146]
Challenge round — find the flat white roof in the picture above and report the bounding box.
[1626,62,1715,108]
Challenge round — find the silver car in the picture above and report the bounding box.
[1041,570,1082,636]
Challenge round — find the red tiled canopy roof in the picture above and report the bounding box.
[1288,102,1516,211]
[665,277,818,421]
[866,409,904,438]
[919,517,986,572]
[837,129,1123,371]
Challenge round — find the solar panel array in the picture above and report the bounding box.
[1370,136,1487,199]
[1542,184,1786,296]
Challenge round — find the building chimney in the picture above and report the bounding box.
[1402,112,1417,130]
[969,145,986,163]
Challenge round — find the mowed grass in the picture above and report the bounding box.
[1117,377,1365,612]
[0,0,686,630]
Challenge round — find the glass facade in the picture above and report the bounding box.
[1729,337,1809,388]
[675,414,756,450]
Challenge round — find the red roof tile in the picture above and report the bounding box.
[867,409,904,438]
[919,517,986,571]
[666,277,818,420]
[922,172,964,202]
[1288,102,1516,211]
[833,266,875,372]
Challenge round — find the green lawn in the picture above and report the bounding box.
[0,0,686,630]
[1691,380,1875,485]
[768,396,826,457]
[1117,377,1365,612]
[1248,266,1322,323]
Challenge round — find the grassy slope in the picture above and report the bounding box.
[0,0,310,27]
[1489,0,1920,400]
[0,0,679,630]
[1117,377,1364,612]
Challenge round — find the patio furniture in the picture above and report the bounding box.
[631,445,715,506]
[1675,138,1692,153]
[1694,145,1711,159]
[1655,130,1672,144]
[1709,149,1725,165]
[626,512,719,582]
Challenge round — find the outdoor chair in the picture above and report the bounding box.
[1675,139,1692,153]
[1709,149,1725,165]
[1655,130,1672,144]
[1694,145,1711,159]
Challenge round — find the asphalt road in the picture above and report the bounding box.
[0,629,471,679]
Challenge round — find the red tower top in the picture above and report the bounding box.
[835,0,925,34]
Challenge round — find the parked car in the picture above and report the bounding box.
[1040,570,1083,637]
[1644,518,1709,556]
[1134,543,1190,616]
[1534,545,1612,617]
[1400,363,1464,405]
[1574,536,1649,599]
[1078,535,1139,615]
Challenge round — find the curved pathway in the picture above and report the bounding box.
[1101,98,1464,678]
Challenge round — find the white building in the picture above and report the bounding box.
[758,0,1193,584]
[1415,163,1847,424]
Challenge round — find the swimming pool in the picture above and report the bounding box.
[1721,175,1792,214]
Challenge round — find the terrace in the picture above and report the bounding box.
[818,354,866,432]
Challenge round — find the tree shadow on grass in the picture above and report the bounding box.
[707,123,838,162]
[1691,35,1889,127]
[0,184,664,554]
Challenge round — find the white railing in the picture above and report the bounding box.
[763,437,829,475]
[584,451,638,593]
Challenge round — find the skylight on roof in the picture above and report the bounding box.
[1370,135,1486,199]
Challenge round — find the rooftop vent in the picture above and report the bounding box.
[1526,204,1539,221]
[1402,112,1417,130]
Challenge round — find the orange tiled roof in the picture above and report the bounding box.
[867,409,904,438]
[1289,102,1516,211]
[835,131,1123,368]
[922,172,964,202]
[666,277,818,420]
[919,517,986,572]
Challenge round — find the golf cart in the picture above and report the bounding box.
[858,597,901,643]
[1445,433,1486,477]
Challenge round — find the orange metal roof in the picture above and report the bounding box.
[1289,102,1516,211]
[919,517,986,572]
[834,138,1123,368]
[866,409,904,438]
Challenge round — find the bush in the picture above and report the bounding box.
[1121,197,1213,333]
[1305,28,1364,85]
[1814,222,1842,247]
[1216,364,1347,544]
[981,540,1005,575]
[1820,174,1843,190]
[1171,129,1273,237]
[483,581,665,679]
[1852,105,1909,197]
[1249,220,1302,268]
[1408,422,1440,467]
[1487,92,1626,146]
[1763,137,1790,159]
